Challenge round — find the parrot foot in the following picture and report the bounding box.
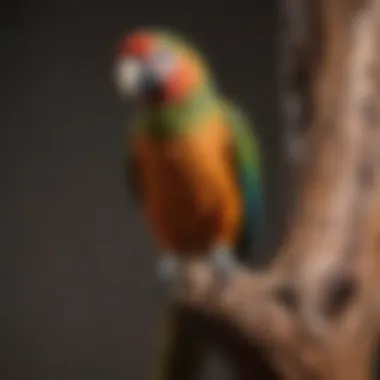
[209,245,237,288]
[156,254,181,299]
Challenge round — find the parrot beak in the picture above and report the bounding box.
[114,57,144,98]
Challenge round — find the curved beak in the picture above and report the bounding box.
[114,58,144,97]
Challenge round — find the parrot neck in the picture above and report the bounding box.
[142,82,219,139]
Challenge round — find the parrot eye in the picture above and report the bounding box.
[148,47,177,78]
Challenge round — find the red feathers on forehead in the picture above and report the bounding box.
[116,32,155,57]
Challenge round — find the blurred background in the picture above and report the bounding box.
[0,0,285,379]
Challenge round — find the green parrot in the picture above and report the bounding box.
[113,28,264,380]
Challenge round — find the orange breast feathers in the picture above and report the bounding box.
[131,118,243,255]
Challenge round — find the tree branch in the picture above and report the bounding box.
[177,1,380,378]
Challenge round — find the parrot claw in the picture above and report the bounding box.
[156,255,181,299]
[209,246,236,287]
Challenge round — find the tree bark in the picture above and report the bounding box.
[176,1,380,379]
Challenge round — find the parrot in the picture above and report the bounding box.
[113,28,264,380]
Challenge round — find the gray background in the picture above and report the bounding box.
[0,0,285,379]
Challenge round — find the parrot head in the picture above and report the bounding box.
[113,29,209,105]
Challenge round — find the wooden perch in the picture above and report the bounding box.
[176,1,380,379]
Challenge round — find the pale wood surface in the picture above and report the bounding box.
[176,1,380,378]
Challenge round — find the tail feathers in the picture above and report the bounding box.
[236,210,265,266]
[149,304,207,380]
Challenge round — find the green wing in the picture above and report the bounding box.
[225,102,264,256]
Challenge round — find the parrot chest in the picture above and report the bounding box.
[134,121,239,251]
